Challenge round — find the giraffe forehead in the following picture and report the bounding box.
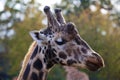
[40,27,77,41]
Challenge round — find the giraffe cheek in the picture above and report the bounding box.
[58,51,67,59]
[65,49,72,56]
[67,59,77,66]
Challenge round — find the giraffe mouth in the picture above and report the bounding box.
[86,61,102,71]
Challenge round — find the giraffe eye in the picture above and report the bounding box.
[55,38,67,45]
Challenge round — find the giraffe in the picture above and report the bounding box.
[17,6,105,80]
[64,66,89,80]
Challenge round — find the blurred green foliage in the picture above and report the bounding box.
[7,12,44,74]
[0,0,120,80]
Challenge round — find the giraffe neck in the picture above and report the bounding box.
[17,42,54,80]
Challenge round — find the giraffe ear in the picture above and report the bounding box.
[29,31,40,41]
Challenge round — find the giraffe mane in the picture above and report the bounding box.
[22,41,37,67]
[18,41,37,79]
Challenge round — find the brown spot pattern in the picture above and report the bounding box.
[59,51,67,59]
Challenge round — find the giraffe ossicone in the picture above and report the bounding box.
[17,6,105,80]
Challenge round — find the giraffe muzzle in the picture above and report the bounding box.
[85,53,105,71]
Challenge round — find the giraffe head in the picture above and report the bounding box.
[30,6,104,71]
